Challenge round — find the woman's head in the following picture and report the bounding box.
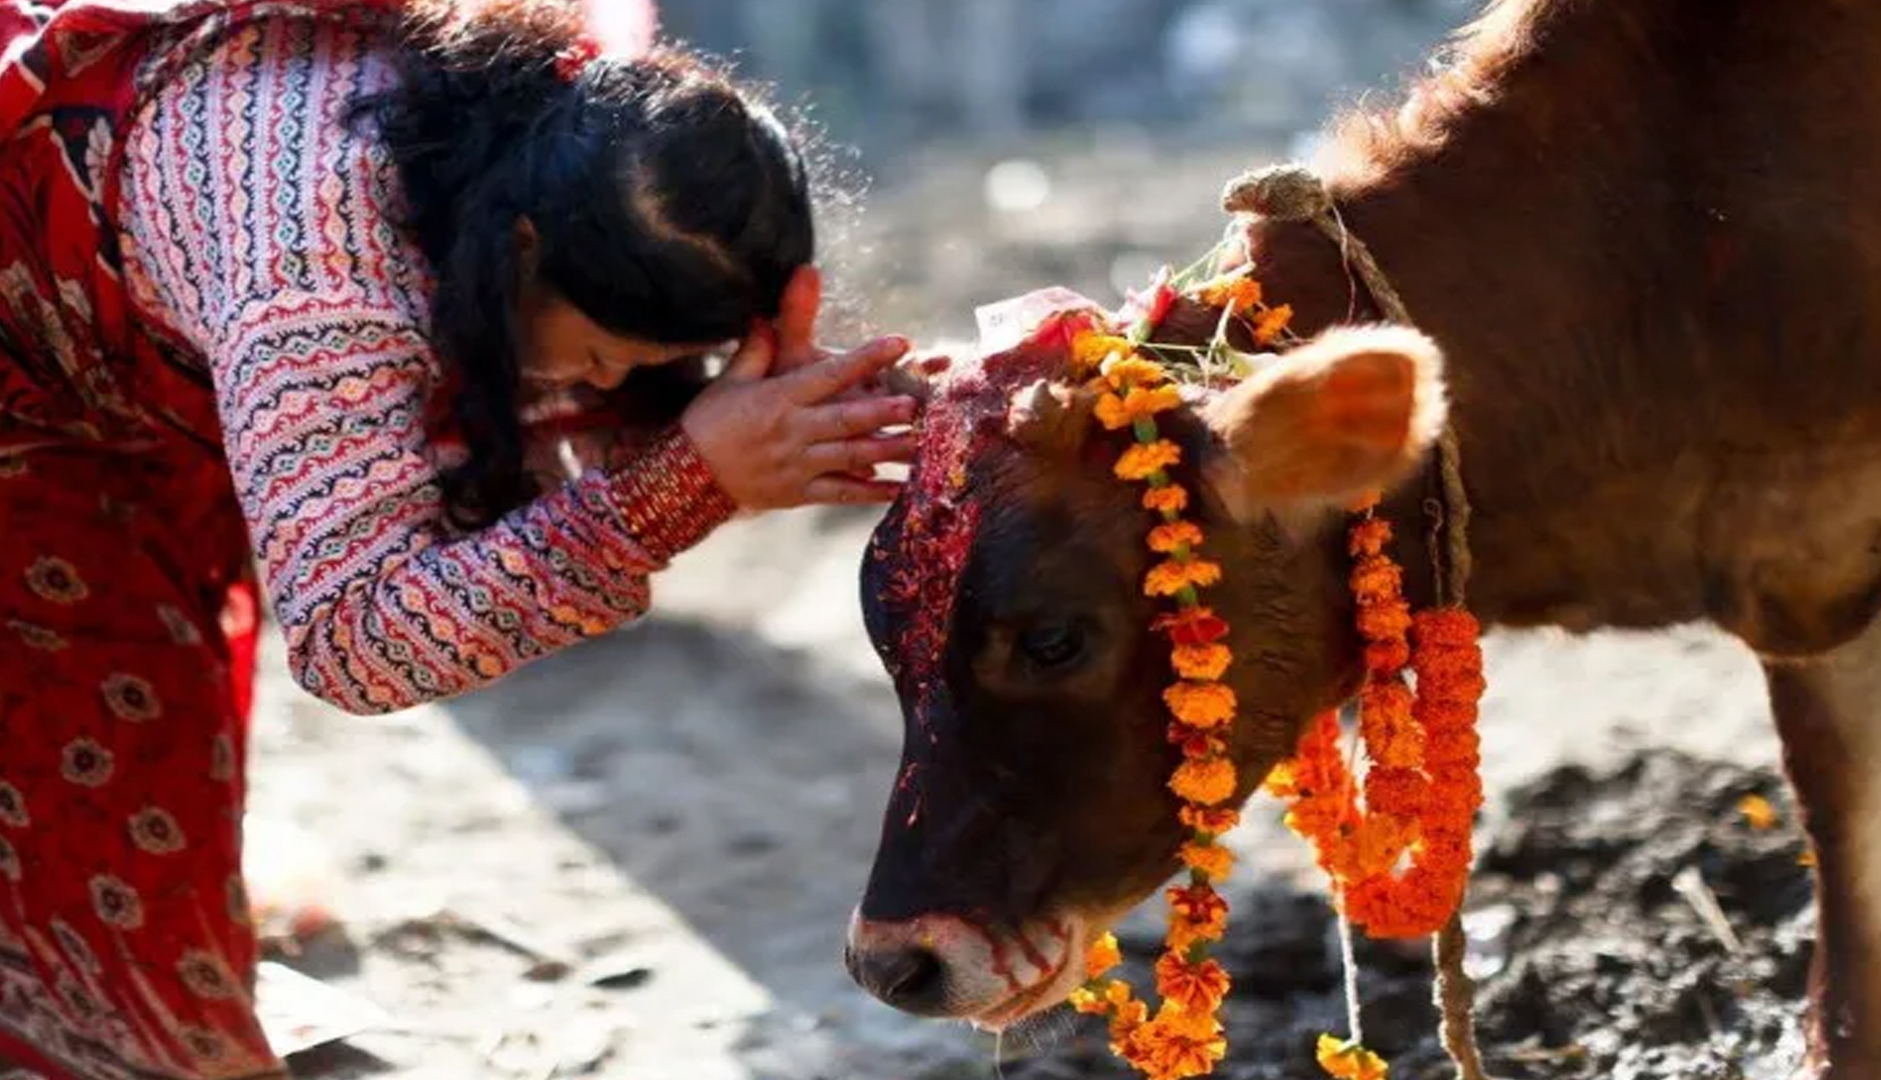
[354,0,815,526]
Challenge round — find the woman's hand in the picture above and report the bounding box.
[679,329,920,510]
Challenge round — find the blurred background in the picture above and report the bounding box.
[248,2,1789,1079]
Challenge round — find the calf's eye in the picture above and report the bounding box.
[1018,621,1086,671]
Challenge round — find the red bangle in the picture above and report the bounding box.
[602,426,736,562]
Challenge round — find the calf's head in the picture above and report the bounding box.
[847,299,1447,1029]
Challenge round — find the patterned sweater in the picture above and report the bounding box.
[118,15,735,715]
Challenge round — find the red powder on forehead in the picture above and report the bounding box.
[869,294,1108,719]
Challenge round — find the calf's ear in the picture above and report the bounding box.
[1199,325,1447,519]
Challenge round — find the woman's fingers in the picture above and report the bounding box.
[787,336,910,404]
[772,266,824,372]
[803,434,917,476]
[801,395,915,443]
[720,323,778,383]
[802,474,902,506]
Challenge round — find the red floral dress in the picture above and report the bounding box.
[0,2,696,1078]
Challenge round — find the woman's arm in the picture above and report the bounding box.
[119,15,733,714]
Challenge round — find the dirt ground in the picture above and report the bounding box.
[246,137,1804,1080]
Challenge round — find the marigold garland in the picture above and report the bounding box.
[1056,265,1486,1080]
[1261,508,1485,939]
[1065,314,1237,1080]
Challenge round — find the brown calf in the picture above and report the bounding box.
[847,1,1881,1075]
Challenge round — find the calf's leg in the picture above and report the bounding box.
[1764,619,1881,1079]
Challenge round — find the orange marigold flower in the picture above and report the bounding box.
[1144,562,1189,598]
[1316,1034,1390,1080]
[1165,682,1236,729]
[1149,521,1205,553]
[1415,664,1489,704]
[1171,643,1232,681]
[1109,997,1152,1055]
[1143,484,1191,514]
[1097,385,1185,431]
[1128,1005,1228,1080]
[1116,440,1183,481]
[1364,766,1429,818]
[1086,932,1123,980]
[1411,608,1481,647]
[1181,839,1234,880]
[1166,885,1230,952]
[1072,332,1132,373]
[1253,303,1293,345]
[1355,598,1412,644]
[1360,681,1421,768]
[1144,558,1224,598]
[1347,814,1418,880]
[1104,355,1172,391]
[1421,726,1482,770]
[1178,805,1241,835]
[1365,639,1412,675]
[1155,953,1231,1016]
[1197,272,1262,312]
[1348,518,1393,558]
[1166,913,1224,954]
[1170,758,1237,805]
[1350,559,1403,606]
[1069,986,1107,1014]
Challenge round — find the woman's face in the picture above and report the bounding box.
[519,291,719,394]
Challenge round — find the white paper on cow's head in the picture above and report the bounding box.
[973,287,1105,358]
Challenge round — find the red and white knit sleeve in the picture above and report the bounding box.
[118,15,734,715]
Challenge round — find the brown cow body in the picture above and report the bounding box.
[849,2,1881,1075]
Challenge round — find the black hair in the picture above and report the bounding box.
[350,1,815,529]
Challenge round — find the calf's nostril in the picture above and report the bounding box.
[854,945,949,1015]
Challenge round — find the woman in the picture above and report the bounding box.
[0,1,923,1076]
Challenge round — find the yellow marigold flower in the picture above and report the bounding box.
[1072,333,1132,374]
[1102,354,1169,391]
[1144,558,1223,598]
[1316,1034,1390,1080]
[1171,643,1232,681]
[1086,932,1123,980]
[1148,521,1204,553]
[1181,840,1234,881]
[1165,682,1236,729]
[1069,986,1105,1014]
[1143,484,1191,514]
[1171,758,1236,804]
[1096,384,1184,430]
[1115,440,1182,481]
